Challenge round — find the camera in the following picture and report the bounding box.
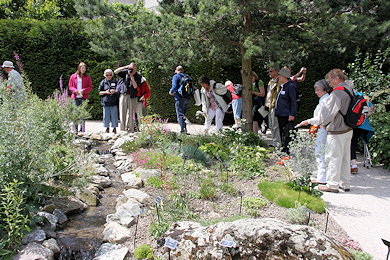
[129,68,133,73]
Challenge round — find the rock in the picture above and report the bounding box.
[73,139,92,148]
[157,218,354,259]
[42,238,60,254]
[13,242,54,260]
[86,183,100,196]
[123,189,151,204]
[111,136,134,150]
[121,173,137,182]
[121,173,143,189]
[114,150,127,157]
[100,133,113,141]
[102,222,132,244]
[115,197,142,211]
[37,212,58,230]
[134,168,161,181]
[124,178,143,189]
[115,156,128,162]
[41,204,56,214]
[89,175,112,189]
[52,209,68,225]
[93,243,129,260]
[90,133,103,140]
[76,188,99,207]
[117,162,133,173]
[45,196,88,215]
[106,202,141,227]
[113,161,124,168]
[21,229,46,244]
[95,165,109,176]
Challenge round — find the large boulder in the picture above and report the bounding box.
[45,196,88,215]
[156,218,354,259]
[102,222,132,244]
[123,189,150,204]
[13,242,54,260]
[93,243,129,260]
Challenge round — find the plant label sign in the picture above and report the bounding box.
[237,190,244,197]
[139,208,146,215]
[164,238,178,250]
[155,195,162,205]
[303,206,314,214]
[220,240,235,248]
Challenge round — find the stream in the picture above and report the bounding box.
[56,143,123,260]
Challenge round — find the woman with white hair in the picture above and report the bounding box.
[298,79,331,184]
[98,69,119,133]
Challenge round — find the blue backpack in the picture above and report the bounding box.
[178,73,196,98]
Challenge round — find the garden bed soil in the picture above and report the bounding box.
[118,153,355,258]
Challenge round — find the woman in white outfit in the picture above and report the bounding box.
[299,79,331,184]
[198,76,229,132]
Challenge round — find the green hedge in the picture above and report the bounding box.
[0,19,112,119]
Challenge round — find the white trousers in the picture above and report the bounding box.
[268,107,281,146]
[205,108,225,131]
[314,127,327,183]
[325,131,353,190]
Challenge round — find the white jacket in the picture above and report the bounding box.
[201,80,229,113]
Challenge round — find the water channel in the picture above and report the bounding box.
[56,143,124,260]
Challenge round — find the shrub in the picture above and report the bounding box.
[134,244,154,259]
[285,202,310,225]
[149,220,170,239]
[242,197,268,217]
[229,145,269,178]
[199,178,216,200]
[0,180,31,250]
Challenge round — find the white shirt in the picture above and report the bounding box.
[308,93,330,126]
[76,76,83,98]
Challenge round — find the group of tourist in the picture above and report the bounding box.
[2,59,373,193]
[171,65,373,194]
[67,62,151,134]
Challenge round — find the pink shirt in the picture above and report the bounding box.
[68,73,92,99]
[206,89,218,110]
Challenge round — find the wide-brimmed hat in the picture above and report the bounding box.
[1,61,14,68]
[278,68,290,79]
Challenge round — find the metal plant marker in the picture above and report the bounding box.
[220,239,235,259]
[237,190,244,215]
[303,206,314,225]
[216,156,229,184]
[134,207,146,249]
[155,195,162,223]
[382,238,390,260]
[165,237,178,260]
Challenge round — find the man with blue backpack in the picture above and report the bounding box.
[169,65,195,135]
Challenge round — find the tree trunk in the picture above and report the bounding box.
[241,7,252,133]
[241,54,253,133]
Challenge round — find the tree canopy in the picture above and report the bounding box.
[75,0,389,131]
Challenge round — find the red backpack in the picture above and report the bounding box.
[334,86,368,128]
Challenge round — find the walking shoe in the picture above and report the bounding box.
[105,128,109,133]
[112,128,117,134]
[318,185,339,193]
[311,180,326,185]
[351,166,358,174]
[339,186,350,192]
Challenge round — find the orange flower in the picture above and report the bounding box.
[276,161,284,165]
[281,156,290,160]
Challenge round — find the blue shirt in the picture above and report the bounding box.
[170,73,184,100]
